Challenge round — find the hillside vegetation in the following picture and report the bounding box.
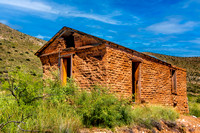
[0,71,179,132]
[0,23,46,78]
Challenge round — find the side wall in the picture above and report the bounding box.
[140,58,189,113]
[174,69,189,113]
[106,46,132,98]
[106,46,189,113]
[140,60,172,105]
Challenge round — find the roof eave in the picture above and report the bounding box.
[35,26,68,57]
[34,26,185,70]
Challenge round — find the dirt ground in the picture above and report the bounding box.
[79,115,200,133]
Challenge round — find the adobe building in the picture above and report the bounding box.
[35,27,189,113]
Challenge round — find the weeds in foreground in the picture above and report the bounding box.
[131,105,179,129]
[0,71,180,132]
[188,94,200,117]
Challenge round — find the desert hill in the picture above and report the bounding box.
[0,23,46,77]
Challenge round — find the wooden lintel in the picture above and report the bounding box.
[128,56,143,63]
[39,52,59,57]
[60,54,73,58]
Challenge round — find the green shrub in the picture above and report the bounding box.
[8,59,14,61]
[189,102,200,117]
[1,70,43,106]
[131,105,179,129]
[71,86,134,128]
[0,72,82,132]
[27,102,82,132]
[196,96,200,103]
[187,83,200,93]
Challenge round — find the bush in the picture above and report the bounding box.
[0,71,82,132]
[187,83,200,93]
[196,97,200,103]
[1,70,43,106]
[27,102,82,132]
[131,105,179,129]
[68,86,134,128]
[189,102,200,117]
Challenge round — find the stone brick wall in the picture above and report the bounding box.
[72,44,107,90]
[140,61,188,113]
[73,33,100,48]
[40,53,59,79]
[39,41,188,113]
[105,46,188,113]
[41,37,66,55]
[173,69,189,113]
[140,60,172,105]
[105,46,132,98]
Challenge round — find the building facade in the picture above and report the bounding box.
[35,27,189,113]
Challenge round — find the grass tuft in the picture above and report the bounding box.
[131,104,179,129]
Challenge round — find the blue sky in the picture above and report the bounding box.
[0,0,200,57]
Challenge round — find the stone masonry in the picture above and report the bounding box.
[35,27,189,113]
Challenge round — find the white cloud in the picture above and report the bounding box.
[90,33,103,38]
[162,44,177,47]
[0,0,58,14]
[130,15,141,25]
[108,30,117,33]
[182,0,200,8]
[66,12,121,25]
[0,0,124,25]
[129,34,138,38]
[0,19,8,25]
[131,15,140,21]
[35,34,50,40]
[142,43,150,46]
[150,36,176,43]
[188,38,200,44]
[180,38,200,44]
[105,36,113,39]
[0,19,22,29]
[146,18,198,34]
[86,25,102,29]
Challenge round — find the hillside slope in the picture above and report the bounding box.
[144,52,200,93]
[0,23,46,77]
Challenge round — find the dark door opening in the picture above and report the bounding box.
[132,62,140,102]
[64,34,75,48]
[61,57,72,85]
[171,69,177,94]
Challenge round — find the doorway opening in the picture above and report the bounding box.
[171,69,177,94]
[61,57,72,85]
[132,62,140,102]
